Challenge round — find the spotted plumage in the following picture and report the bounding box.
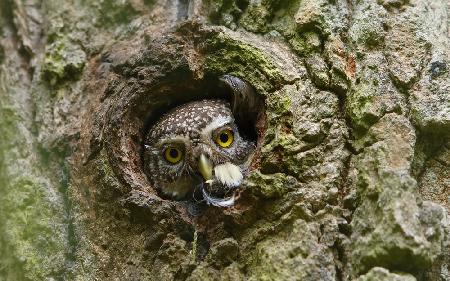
[144,99,255,207]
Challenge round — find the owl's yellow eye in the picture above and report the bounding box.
[215,129,234,148]
[164,147,183,164]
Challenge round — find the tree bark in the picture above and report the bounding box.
[0,0,449,280]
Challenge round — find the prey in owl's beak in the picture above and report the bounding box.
[197,154,243,207]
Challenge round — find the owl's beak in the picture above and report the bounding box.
[198,154,213,181]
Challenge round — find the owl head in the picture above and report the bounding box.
[144,99,255,207]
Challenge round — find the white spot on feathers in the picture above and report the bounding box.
[214,162,243,187]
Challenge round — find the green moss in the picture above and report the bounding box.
[205,238,239,267]
[203,32,284,92]
[239,0,327,57]
[41,36,86,86]
[261,89,292,141]
[204,0,244,29]
[348,116,442,277]
[350,188,437,275]
[239,3,272,33]
[248,219,333,281]
[295,0,330,31]
[186,265,219,281]
[305,54,330,88]
[97,0,139,25]
[346,85,379,134]
[246,171,297,198]
[355,267,416,281]
[0,176,67,280]
[350,15,386,49]
[0,106,22,154]
[267,90,292,113]
[0,93,68,280]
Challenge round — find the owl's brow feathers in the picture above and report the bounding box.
[201,115,233,135]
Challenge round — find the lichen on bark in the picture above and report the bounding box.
[0,0,449,280]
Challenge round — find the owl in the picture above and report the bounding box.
[144,99,255,207]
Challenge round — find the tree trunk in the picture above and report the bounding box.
[0,0,449,280]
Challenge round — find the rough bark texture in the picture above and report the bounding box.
[0,0,449,280]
